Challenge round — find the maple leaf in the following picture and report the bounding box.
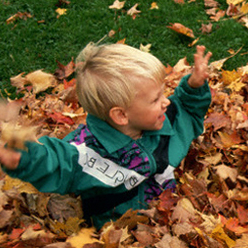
[204,112,232,131]
[167,23,195,38]
[25,69,57,94]
[139,43,151,53]
[127,3,141,19]
[10,72,26,90]
[109,0,125,10]
[210,9,226,21]
[200,23,213,34]
[54,59,75,80]
[150,2,159,10]
[47,111,75,125]
[56,8,67,18]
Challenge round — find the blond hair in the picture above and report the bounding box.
[76,42,166,120]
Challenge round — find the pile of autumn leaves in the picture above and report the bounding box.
[1,55,248,247]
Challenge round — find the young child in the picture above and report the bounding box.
[0,43,212,229]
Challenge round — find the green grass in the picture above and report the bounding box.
[1,0,248,98]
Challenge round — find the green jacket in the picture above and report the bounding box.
[4,74,211,229]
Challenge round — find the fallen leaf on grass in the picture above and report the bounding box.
[6,12,32,24]
[109,0,125,10]
[167,23,195,38]
[150,2,159,9]
[56,8,67,18]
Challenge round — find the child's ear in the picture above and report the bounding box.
[109,107,128,126]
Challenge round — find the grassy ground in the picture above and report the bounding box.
[1,0,248,98]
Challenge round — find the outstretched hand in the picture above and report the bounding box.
[188,45,212,88]
[0,145,21,170]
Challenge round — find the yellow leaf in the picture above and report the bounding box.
[25,70,57,94]
[139,43,151,53]
[66,227,103,248]
[55,8,67,17]
[210,224,236,248]
[2,175,38,194]
[226,0,245,5]
[240,2,248,15]
[150,2,159,9]
[109,0,125,10]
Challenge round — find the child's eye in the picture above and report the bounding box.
[153,97,159,103]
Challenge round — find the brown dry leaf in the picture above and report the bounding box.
[109,0,125,10]
[199,152,223,166]
[210,9,226,21]
[25,70,57,94]
[217,130,243,148]
[10,72,26,89]
[2,175,39,194]
[204,0,219,8]
[215,164,238,182]
[172,222,197,237]
[21,225,55,241]
[6,12,32,24]
[0,189,15,229]
[204,112,231,131]
[132,223,156,246]
[155,233,188,248]
[200,23,213,34]
[167,23,195,38]
[171,198,198,223]
[55,59,75,80]
[173,57,191,73]
[100,224,130,248]
[66,227,103,248]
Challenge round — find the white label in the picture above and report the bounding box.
[154,164,175,185]
[71,142,147,190]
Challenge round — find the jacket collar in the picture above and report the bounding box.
[86,114,174,154]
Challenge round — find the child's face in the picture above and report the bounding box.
[125,79,170,139]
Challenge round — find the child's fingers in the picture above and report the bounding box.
[205,51,212,62]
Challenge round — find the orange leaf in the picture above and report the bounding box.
[167,23,195,38]
[48,111,74,125]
